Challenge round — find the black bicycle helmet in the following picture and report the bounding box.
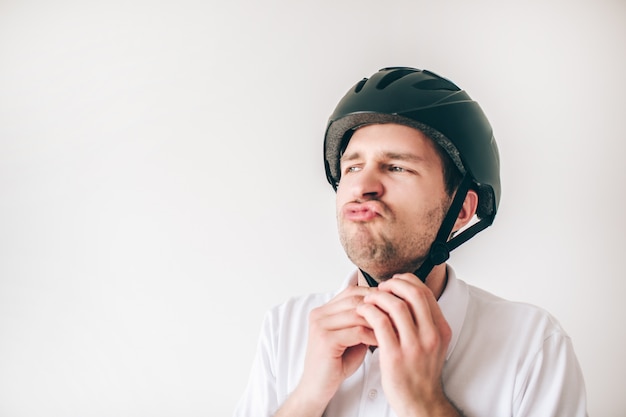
[324,67,501,284]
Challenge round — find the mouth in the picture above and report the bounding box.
[342,201,385,222]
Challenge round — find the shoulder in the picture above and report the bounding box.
[458,280,576,383]
[465,283,567,340]
[462,286,588,414]
[442,269,569,354]
[261,289,336,341]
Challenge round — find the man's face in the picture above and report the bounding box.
[336,123,452,280]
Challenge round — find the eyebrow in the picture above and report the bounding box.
[340,151,428,164]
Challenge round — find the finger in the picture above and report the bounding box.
[361,290,419,345]
[379,275,436,330]
[314,287,375,320]
[319,324,378,351]
[356,302,398,350]
[332,285,376,302]
[313,307,373,332]
[341,326,378,348]
[418,292,452,349]
[380,275,450,350]
[323,286,376,311]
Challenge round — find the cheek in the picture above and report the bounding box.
[335,192,347,219]
[335,182,350,206]
[389,191,445,226]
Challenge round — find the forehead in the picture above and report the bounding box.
[342,123,441,162]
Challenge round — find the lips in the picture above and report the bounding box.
[342,202,385,222]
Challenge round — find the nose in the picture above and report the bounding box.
[350,166,384,201]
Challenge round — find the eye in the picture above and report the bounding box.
[343,165,362,174]
[388,165,406,173]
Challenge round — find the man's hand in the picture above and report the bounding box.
[357,273,460,417]
[275,285,378,417]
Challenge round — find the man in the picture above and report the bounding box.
[234,67,587,416]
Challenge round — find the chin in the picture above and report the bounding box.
[356,258,425,281]
[354,262,405,281]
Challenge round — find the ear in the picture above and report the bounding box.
[453,189,479,232]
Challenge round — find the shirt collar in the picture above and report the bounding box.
[439,265,469,360]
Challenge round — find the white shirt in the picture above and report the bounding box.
[234,267,588,416]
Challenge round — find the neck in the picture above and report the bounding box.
[357,263,448,300]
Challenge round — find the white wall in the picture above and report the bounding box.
[1,0,624,415]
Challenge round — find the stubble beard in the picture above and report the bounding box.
[338,201,449,280]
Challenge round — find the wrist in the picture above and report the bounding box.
[399,391,463,417]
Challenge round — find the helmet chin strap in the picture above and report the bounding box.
[360,174,490,287]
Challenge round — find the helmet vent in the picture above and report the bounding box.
[354,78,368,93]
[376,69,416,90]
[412,78,460,92]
